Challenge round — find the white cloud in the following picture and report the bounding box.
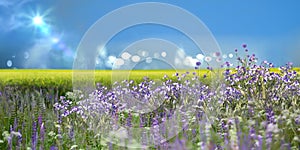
[105,55,116,68]
[24,38,52,68]
[196,54,205,61]
[173,48,199,69]
[0,0,14,7]
[0,0,33,32]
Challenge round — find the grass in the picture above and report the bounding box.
[0,69,210,94]
[0,67,300,149]
[1,68,298,89]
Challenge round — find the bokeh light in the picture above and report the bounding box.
[131,55,141,62]
[115,58,125,66]
[24,52,30,59]
[145,57,153,63]
[6,60,13,67]
[121,52,131,60]
[204,56,212,62]
[138,50,148,57]
[153,53,160,58]
[161,51,167,57]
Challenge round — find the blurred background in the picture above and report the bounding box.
[0,0,299,69]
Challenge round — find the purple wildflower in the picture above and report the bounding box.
[17,129,22,150]
[38,115,42,127]
[50,145,58,150]
[196,62,201,66]
[40,123,45,150]
[31,121,37,150]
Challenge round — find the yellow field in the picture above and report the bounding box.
[0,68,298,90]
[0,70,208,90]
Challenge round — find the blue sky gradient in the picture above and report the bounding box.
[0,0,299,69]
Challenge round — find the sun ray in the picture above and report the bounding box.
[22,7,53,35]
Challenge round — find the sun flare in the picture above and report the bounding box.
[32,15,44,26]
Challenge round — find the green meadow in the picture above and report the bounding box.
[0,67,300,149]
[1,68,298,86]
[0,69,209,90]
[1,68,298,97]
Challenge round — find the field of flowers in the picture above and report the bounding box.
[0,70,209,92]
[0,46,300,149]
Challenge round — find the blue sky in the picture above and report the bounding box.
[0,0,300,69]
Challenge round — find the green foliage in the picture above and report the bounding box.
[0,69,299,149]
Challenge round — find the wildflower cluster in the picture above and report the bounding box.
[1,44,299,149]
